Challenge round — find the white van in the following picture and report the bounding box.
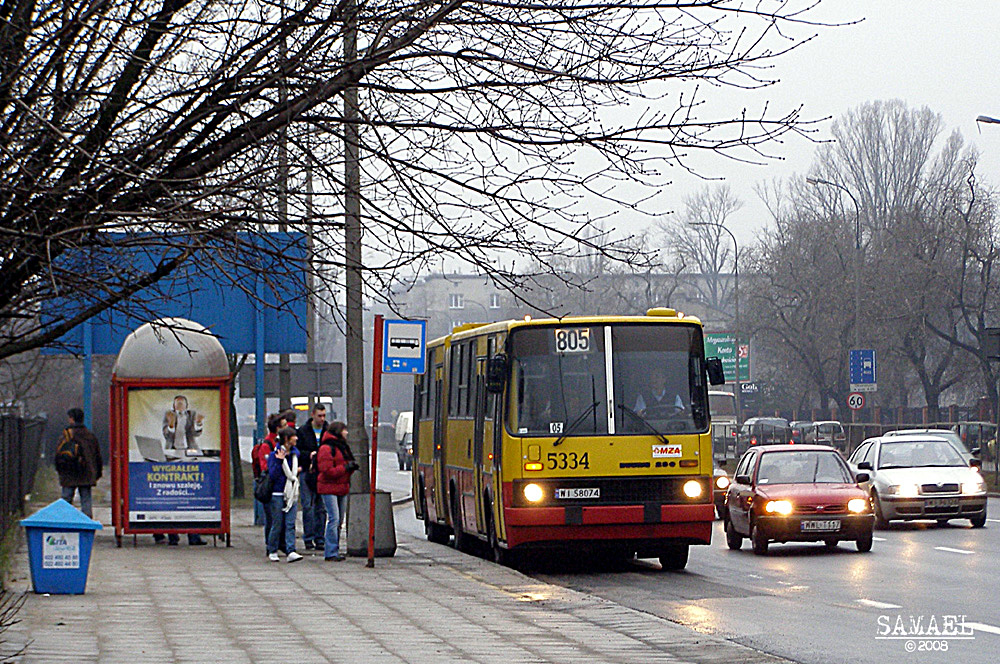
[395,411,413,470]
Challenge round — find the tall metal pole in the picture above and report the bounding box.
[344,0,370,492]
[690,222,740,422]
[277,20,291,411]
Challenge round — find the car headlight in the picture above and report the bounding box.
[962,481,986,495]
[683,480,703,498]
[715,475,730,490]
[764,499,793,516]
[889,483,920,498]
[523,483,544,503]
[847,498,869,513]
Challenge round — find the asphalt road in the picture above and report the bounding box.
[393,493,1000,664]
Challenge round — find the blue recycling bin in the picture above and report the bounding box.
[20,499,103,594]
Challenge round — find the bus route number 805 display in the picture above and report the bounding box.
[554,328,591,353]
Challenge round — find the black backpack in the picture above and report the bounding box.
[54,428,86,475]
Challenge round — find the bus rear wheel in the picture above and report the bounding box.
[422,492,450,545]
[658,544,689,571]
[451,492,472,553]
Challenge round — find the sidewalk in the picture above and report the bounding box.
[6,505,793,664]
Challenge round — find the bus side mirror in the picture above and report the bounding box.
[706,357,725,385]
[486,354,507,394]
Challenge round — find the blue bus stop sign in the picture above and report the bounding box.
[382,320,426,374]
[849,349,876,385]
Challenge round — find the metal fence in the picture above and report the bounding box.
[0,415,47,536]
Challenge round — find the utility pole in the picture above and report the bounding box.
[344,0,370,492]
[277,22,291,411]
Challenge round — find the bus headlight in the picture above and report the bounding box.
[523,483,544,503]
[764,500,793,516]
[682,480,703,498]
[847,498,869,513]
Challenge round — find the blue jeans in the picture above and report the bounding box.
[300,479,327,546]
[253,497,265,526]
[321,494,348,559]
[259,498,273,547]
[267,494,297,555]
[62,486,93,518]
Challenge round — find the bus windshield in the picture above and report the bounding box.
[510,323,708,437]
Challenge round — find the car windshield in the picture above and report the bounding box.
[877,440,966,469]
[756,451,852,484]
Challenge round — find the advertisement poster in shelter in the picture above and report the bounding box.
[126,388,222,529]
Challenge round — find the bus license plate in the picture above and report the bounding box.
[801,519,840,532]
[556,488,600,499]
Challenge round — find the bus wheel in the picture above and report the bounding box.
[422,493,450,545]
[451,492,472,553]
[658,544,689,571]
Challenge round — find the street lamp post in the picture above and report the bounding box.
[807,177,862,350]
[808,177,862,425]
[690,221,741,422]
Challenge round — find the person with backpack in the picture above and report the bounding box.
[55,408,103,519]
[266,426,303,563]
[252,413,283,541]
[316,421,359,561]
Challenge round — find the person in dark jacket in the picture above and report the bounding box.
[296,404,329,550]
[316,421,358,561]
[55,408,103,518]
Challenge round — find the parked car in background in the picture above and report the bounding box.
[724,445,875,555]
[848,435,987,528]
[395,410,413,470]
[805,420,847,450]
[952,422,996,457]
[789,420,811,445]
[736,417,791,456]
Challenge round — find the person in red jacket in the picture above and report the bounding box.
[316,421,358,561]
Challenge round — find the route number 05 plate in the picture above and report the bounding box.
[556,488,600,499]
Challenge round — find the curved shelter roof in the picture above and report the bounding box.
[113,318,229,379]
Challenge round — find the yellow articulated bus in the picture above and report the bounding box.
[411,308,727,570]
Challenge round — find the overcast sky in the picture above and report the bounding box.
[661,1,1000,249]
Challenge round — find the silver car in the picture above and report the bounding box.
[848,436,987,528]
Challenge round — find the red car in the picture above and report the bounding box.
[723,445,875,555]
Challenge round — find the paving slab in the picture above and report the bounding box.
[5,505,793,663]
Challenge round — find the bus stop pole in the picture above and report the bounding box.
[367,314,384,568]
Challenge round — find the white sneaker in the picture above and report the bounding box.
[268,552,280,562]
[287,551,303,563]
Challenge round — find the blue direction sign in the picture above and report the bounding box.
[382,319,426,374]
[849,349,876,391]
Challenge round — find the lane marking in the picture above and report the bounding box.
[967,622,1000,636]
[873,537,887,541]
[986,518,1000,523]
[935,546,974,555]
[857,599,902,610]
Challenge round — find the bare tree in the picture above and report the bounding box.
[659,184,743,317]
[1,0,823,363]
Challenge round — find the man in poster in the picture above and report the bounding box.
[163,395,204,453]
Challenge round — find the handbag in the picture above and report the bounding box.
[253,472,273,503]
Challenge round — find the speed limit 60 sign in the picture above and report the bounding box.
[848,392,865,410]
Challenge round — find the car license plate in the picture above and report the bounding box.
[555,488,600,499]
[925,498,959,508]
[801,519,840,532]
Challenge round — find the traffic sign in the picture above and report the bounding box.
[382,319,426,374]
[847,392,865,410]
[705,333,750,382]
[849,349,876,385]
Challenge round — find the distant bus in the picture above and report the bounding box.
[708,390,737,460]
[411,308,726,570]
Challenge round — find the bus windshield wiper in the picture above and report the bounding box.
[617,402,670,446]
[553,401,600,447]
